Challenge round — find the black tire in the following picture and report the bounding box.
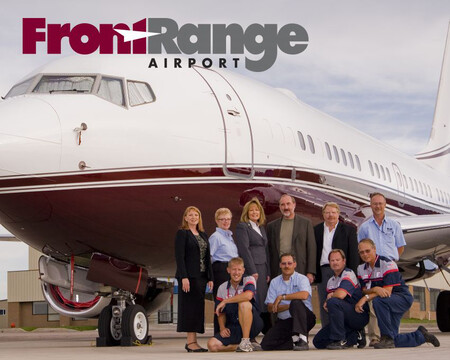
[436,290,450,332]
[98,305,121,346]
[122,304,149,344]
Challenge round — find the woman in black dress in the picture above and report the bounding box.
[175,206,213,352]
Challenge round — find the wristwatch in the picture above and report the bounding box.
[282,294,286,300]
[365,294,370,301]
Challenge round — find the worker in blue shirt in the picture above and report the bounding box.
[355,239,439,349]
[357,192,406,346]
[261,253,316,351]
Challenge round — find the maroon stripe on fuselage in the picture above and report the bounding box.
[0,167,225,188]
[0,166,298,189]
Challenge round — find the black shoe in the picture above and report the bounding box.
[327,340,351,350]
[357,328,367,348]
[374,336,395,349]
[185,343,208,352]
[293,339,309,351]
[417,326,440,347]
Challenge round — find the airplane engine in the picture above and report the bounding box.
[38,254,173,346]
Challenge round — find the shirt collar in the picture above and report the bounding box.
[226,277,244,289]
[216,227,233,237]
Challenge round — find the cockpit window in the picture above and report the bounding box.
[5,77,35,98]
[127,81,155,106]
[97,77,125,106]
[33,75,95,93]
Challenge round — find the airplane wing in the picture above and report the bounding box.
[393,214,450,280]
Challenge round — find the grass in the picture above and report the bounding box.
[20,326,97,332]
[21,327,37,332]
[61,326,97,331]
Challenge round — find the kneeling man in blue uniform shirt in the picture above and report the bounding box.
[355,238,440,349]
[313,249,369,349]
[261,253,316,351]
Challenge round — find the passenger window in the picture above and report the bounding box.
[347,152,354,169]
[340,149,347,166]
[307,135,315,154]
[297,132,306,150]
[386,168,391,182]
[333,146,340,163]
[380,166,386,181]
[368,161,374,176]
[355,155,361,171]
[128,81,155,106]
[98,77,125,106]
[374,163,380,178]
[325,142,332,160]
[402,175,407,188]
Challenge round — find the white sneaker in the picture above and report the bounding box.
[236,338,253,352]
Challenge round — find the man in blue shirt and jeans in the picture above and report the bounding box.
[261,253,316,351]
[357,192,406,346]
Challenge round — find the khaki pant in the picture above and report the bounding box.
[368,301,380,341]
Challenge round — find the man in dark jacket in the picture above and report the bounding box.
[314,202,359,327]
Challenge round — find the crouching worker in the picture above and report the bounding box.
[261,253,316,351]
[207,257,263,352]
[356,239,440,349]
[313,249,369,349]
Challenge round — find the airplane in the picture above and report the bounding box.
[0,32,449,344]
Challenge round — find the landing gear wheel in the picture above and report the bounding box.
[122,304,149,344]
[98,305,121,346]
[436,290,450,332]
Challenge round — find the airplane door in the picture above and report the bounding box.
[392,163,406,204]
[193,67,254,178]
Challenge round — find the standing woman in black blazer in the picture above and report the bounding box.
[175,206,213,352]
[235,197,271,334]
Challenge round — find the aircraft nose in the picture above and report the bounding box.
[0,97,61,177]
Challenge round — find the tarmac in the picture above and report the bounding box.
[0,323,447,360]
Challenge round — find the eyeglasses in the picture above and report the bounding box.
[218,218,232,222]
[358,249,372,255]
[280,262,294,266]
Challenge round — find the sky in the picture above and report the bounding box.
[1,0,450,299]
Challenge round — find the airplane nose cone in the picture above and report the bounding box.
[0,97,61,177]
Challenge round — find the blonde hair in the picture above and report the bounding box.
[181,206,205,232]
[214,208,232,222]
[228,257,245,267]
[240,197,266,225]
[322,202,340,213]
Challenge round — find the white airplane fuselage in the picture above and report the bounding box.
[0,55,449,279]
